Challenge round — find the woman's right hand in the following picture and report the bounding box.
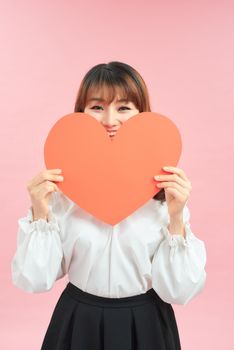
[27,168,64,221]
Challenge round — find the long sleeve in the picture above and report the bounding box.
[11,192,68,293]
[151,204,207,305]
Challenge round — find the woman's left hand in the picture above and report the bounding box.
[154,166,192,218]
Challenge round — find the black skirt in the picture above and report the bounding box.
[41,282,181,350]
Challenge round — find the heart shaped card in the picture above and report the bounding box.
[44,112,182,225]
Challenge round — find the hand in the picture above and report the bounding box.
[27,168,64,220]
[154,166,192,218]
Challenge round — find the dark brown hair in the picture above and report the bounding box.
[74,61,165,204]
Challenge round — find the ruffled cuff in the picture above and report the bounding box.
[161,221,196,249]
[18,206,60,234]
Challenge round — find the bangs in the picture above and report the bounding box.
[84,69,140,108]
[86,84,133,105]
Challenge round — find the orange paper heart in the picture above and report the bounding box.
[44,112,182,225]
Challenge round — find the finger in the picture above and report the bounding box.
[156,175,188,188]
[157,181,190,196]
[155,174,187,187]
[30,171,63,188]
[47,168,62,173]
[40,181,59,197]
[39,180,59,195]
[163,166,189,182]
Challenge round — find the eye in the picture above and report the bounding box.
[119,106,130,110]
[91,105,103,110]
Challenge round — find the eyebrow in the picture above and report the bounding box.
[87,98,129,103]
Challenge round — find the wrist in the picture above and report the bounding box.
[31,207,48,222]
[168,215,185,237]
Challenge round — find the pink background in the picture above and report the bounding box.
[1,0,234,349]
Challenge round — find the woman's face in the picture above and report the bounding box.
[84,92,139,138]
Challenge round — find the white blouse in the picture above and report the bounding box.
[11,191,207,305]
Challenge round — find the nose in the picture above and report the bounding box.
[101,110,120,129]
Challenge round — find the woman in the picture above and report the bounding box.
[11,61,207,350]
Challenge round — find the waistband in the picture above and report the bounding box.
[64,282,163,308]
